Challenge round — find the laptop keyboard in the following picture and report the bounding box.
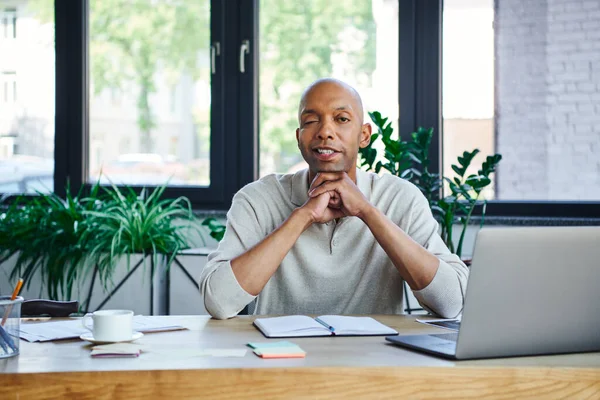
[431,333,459,342]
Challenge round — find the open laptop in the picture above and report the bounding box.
[386,226,600,360]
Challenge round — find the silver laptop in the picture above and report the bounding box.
[386,226,600,360]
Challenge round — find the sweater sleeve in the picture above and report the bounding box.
[405,190,469,319]
[198,192,265,319]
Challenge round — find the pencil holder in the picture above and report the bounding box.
[0,295,23,358]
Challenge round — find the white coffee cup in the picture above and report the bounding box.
[82,310,134,342]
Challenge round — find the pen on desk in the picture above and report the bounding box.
[1,278,23,327]
[0,329,7,353]
[0,325,17,353]
[315,317,335,333]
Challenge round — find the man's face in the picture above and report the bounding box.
[296,82,371,176]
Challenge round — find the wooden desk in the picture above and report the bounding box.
[1,315,599,399]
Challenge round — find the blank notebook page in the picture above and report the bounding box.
[318,315,398,335]
[254,316,330,336]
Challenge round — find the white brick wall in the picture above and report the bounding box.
[496,0,600,200]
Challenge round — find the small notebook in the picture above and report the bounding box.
[253,315,398,338]
[91,343,142,358]
[248,340,306,358]
[253,347,306,358]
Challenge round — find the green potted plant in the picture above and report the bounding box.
[359,111,502,260]
[0,184,100,301]
[0,182,206,312]
[83,185,195,279]
[79,183,204,311]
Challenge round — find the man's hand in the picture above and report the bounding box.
[307,172,373,219]
[301,190,345,224]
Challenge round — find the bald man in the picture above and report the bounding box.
[199,78,469,319]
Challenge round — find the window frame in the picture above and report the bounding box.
[52,0,258,209]
[400,0,600,219]
[3,0,599,218]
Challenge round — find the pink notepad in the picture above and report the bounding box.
[253,346,306,359]
[256,352,305,359]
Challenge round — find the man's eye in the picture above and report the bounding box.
[338,117,350,122]
[304,120,317,125]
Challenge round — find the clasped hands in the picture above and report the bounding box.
[302,172,372,224]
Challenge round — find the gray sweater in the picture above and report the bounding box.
[199,168,469,319]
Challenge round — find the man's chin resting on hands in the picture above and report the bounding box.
[199,78,469,320]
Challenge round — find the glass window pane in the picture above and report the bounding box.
[442,0,495,200]
[88,0,211,187]
[259,0,398,177]
[443,0,600,201]
[0,3,55,194]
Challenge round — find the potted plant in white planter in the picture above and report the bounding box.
[0,184,100,301]
[80,183,203,313]
[1,182,205,314]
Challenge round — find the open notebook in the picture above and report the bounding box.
[253,315,398,338]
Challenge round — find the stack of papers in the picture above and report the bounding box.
[91,343,142,358]
[19,316,185,342]
[247,341,306,359]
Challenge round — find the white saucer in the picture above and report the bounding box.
[80,331,144,345]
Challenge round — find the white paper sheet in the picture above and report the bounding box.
[19,316,185,342]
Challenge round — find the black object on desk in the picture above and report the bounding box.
[21,299,79,317]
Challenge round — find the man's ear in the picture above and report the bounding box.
[296,128,300,147]
[359,123,372,148]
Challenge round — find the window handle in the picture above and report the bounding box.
[239,39,250,73]
[210,42,220,75]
